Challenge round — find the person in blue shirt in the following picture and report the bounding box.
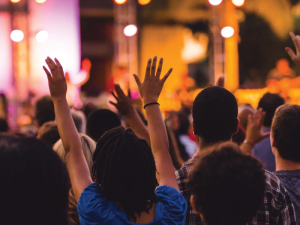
[43,56,187,225]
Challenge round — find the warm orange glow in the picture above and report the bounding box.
[35,0,47,3]
[11,0,21,3]
[114,0,127,4]
[138,0,151,5]
[232,0,245,7]
[208,0,222,6]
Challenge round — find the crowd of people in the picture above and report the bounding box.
[2,33,300,225]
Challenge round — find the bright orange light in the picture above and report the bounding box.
[11,0,21,3]
[232,0,245,7]
[208,0,222,6]
[10,30,24,42]
[138,0,151,5]
[35,0,47,3]
[114,0,127,4]
[124,25,137,37]
[221,26,234,38]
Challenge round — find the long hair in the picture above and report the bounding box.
[92,126,158,221]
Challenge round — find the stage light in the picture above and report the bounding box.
[221,26,234,38]
[114,0,127,4]
[11,0,21,3]
[124,25,137,37]
[232,0,245,7]
[208,0,222,6]
[36,30,48,43]
[35,0,47,3]
[10,30,24,42]
[138,0,151,5]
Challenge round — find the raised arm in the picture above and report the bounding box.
[43,57,92,201]
[286,32,300,67]
[109,84,150,144]
[133,56,179,191]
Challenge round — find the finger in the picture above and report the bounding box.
[127,88,132,99]
[108,101,117,107]
[54,58,64,77]
[290,32,300,53]
[286,47,296,60]
[161,68,173,84]
[110,90,119,101]
[145,58,152,79]
[46,57,57,69]
[151,56,157,77]
[133,74,142,88]
[46,57,57,74]
[115,84,126,98]
[43,66,52,80]
[156,58,163,78]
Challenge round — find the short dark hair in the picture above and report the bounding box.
[258,93,284,127]
[35,95,55,127]
[86,109,121,142]
[272,104,300,162]
[0,135,69,225]
[37,121,60,147]
[192,86,238,144]
[187,142,266,225]
[92,127,158,222]
[0,118,8,132]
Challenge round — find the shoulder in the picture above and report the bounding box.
[77,183,115,224]
[156,186,187,225]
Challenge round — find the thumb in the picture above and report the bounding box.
[133,74,142,88]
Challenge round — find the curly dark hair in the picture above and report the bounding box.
[92,126,158,221]
[187,142,266,225]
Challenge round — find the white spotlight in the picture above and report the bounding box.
[221,26,234,38]
[10,30,24,42]
[36,30,49,43]
[208,0,222,6]
[123,25,137,37]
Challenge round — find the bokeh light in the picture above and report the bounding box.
[10,0,21,3]
[10,30,24,42]
[208,0,222,6]
[232,0,245,7]
[124,25,138,37]
[221,26,234,38]
[138,0,151,5]
[35,0,47,3]
[114,0,127,4]
[36,30,49,43]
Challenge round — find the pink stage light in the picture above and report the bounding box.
[124,25,137,37]
[10,30,24,42]
[36,30,48,43]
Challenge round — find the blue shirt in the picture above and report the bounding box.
[253,128,275,172]
[78,183,187,225]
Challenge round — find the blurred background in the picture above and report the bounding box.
[1,0,300,128]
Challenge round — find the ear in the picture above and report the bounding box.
[190,195,202,216]
[233,118,240,134]
[271,138,277,148]
[192,121,199,136]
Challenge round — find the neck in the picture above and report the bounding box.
[275,150,300,171]
[196,137,231,153]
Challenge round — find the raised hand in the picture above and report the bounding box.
[43,57,67,100]
[245,108,270,146]
[109,84,135,116]
[133,56,173,104]
[286,32,300,67]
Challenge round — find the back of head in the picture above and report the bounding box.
[258,93,284,127]
[35,95,55,127]
[37,121,60,147]
[192,86,238,144]
[187,142,266,225]
[71,109,87,133]
[0,135,69,225]
[92,127,158,221]
[272,104,300,162]
[0,118,8,132]
[86,109,121,142]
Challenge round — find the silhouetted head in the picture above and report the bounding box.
[86,109,121,142]
[92,127,158,222]
[0,118,9,132]
[188,142,266,225]
[37,121,60,148]
[0,135,69,225]
[258,93,284,127]
[192,86,238,145]
[34,95,55,127]
[272,104,300,162]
